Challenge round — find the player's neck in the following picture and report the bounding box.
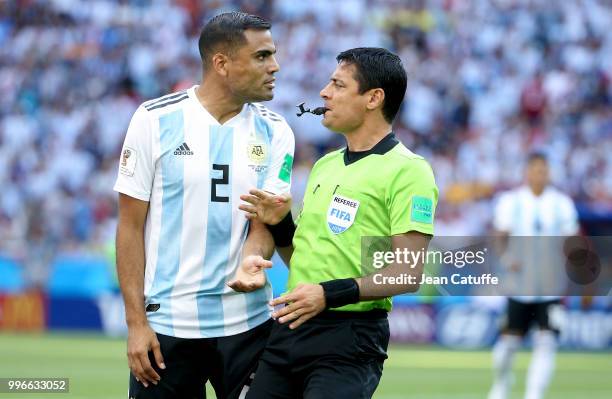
[195,82,244,124]
[344,118,391,152]
[529,185,546,196]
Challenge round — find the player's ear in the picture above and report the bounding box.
[366,88,385,112]
[211,53,230,77]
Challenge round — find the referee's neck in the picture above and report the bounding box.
[344,121,392,152]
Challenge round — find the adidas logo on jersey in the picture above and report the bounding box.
[174,143,194,156]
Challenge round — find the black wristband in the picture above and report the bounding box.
[266,211,295,247]
[319,278,360,309]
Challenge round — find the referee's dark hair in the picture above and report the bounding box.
[336,47,407,124]
[199,12,271,70]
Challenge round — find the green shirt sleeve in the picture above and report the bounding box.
[387,158,438,236]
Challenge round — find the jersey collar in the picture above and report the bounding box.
[343,132,399,166]
[188,85,247,126]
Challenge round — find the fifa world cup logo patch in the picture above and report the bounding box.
[121,148,132,167]
[119,147,137,176]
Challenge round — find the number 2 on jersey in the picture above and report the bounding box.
[211,164,229,203]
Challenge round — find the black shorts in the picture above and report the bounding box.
[128,319,272,399]
[503,298,562,336]
[246,310,390,399]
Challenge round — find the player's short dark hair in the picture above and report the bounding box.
[527,151,548,164]
[336,47,407,123]
[198,12,271,69]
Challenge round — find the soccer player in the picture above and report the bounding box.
[235,47,438,398]
[487,153,579,399]
[113,12,294,399]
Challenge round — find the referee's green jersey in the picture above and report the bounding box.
[287,134,438,312]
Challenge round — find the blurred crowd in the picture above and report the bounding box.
[1,0,611,269]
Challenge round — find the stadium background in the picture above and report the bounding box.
[0,0,610,398]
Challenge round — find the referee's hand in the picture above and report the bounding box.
[270,283,326,329]
[239,189,292,225]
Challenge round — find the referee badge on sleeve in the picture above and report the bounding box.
[327,194,360,234]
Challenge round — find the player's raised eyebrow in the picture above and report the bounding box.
[330,77,345,85]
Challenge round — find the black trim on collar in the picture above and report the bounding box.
[343,133,399,165]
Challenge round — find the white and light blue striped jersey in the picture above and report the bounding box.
[493,186,579,303]
[113,85,295,338]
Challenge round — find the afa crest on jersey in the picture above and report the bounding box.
[247,141,268,173]
[327,194,360,234]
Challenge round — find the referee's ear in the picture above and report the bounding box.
[365,88,385,112]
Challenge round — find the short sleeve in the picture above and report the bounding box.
[388,159,438,236]
[559,195,579,235]
[493,192,514,233]
[262,121,295,194]
[113,106,154,201]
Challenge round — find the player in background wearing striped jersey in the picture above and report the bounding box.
[114,12,294,399]
[488,153,579,399]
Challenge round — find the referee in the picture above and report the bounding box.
[235,48,438,398]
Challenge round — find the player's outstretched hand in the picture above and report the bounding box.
[239,189,292,225]
[127,323,165,388]
[228,255,273,292]
[270,283,326,329]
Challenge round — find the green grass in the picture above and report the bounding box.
[0,333,609,398]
